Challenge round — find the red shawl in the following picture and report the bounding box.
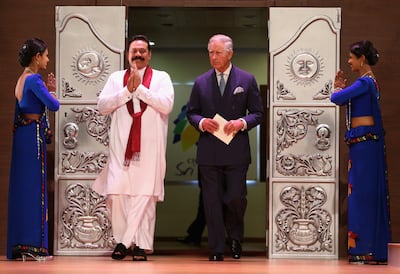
[123,66,153,165]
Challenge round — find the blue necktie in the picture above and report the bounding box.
[219,73,226,95]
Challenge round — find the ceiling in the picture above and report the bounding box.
[128,7,269,49]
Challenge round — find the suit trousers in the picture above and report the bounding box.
[199,164,248,254]
[186,190,206,242]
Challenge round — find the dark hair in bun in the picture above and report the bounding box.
[350,40,379,66]
[18,38,47,67]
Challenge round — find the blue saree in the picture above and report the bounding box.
[331,76,391,263]
[7,74,59,259]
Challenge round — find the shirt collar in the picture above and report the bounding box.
[215,63,232,78]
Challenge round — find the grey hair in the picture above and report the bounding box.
[208,34,233,52]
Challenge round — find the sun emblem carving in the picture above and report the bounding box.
[72,47,110,85]
[286,49,324,87]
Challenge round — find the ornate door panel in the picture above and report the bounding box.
[54,6,125,255]
[268,8,341,258]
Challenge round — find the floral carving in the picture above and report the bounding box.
[61,150,108,174]
[62,78,82,98]
[60,183,113,249]
[277,80,296,100]
[275,186,333,252]
[71,106,110,146]
[276,109,323,153]
[313,80,333,100]
[276,153,332,176]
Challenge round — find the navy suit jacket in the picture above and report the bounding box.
[187,65,264,166]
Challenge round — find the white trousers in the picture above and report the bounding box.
[107,194,157,252]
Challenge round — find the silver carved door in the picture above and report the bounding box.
[54,6,126,255]
[268,8,341,258]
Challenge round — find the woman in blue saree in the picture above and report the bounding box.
[331,40,391,264]
[7,38,59,261]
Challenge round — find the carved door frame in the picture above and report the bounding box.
[268,7,341,259]
[53,6,125,255]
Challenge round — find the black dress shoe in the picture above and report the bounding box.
[133,246,147,261]
[231,240,242,259]
[209,253,224,261]
[111,243,128,260]
[176,236,201,246]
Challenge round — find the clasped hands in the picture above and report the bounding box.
[202,118,243,136]
[127,62,141,93]
[334,70,347,91]
[46,73,57,96]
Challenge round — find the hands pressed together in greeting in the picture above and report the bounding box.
[46,73,57,97]
[334,70,347,91]
[127,62,141,93]
[202,118,244,136]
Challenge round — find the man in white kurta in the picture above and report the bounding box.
[92,35,174,260]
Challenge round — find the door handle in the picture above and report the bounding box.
[315,124,330,150]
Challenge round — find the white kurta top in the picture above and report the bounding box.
[92,68,174,201]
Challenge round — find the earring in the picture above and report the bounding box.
[36,61,39,65]
[361,62,363,67]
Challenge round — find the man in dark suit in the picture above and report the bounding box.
[186,34,264,261]
[176,187,205,247]
[176,168,206,247]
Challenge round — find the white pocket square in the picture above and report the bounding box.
[233,86,245,95]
